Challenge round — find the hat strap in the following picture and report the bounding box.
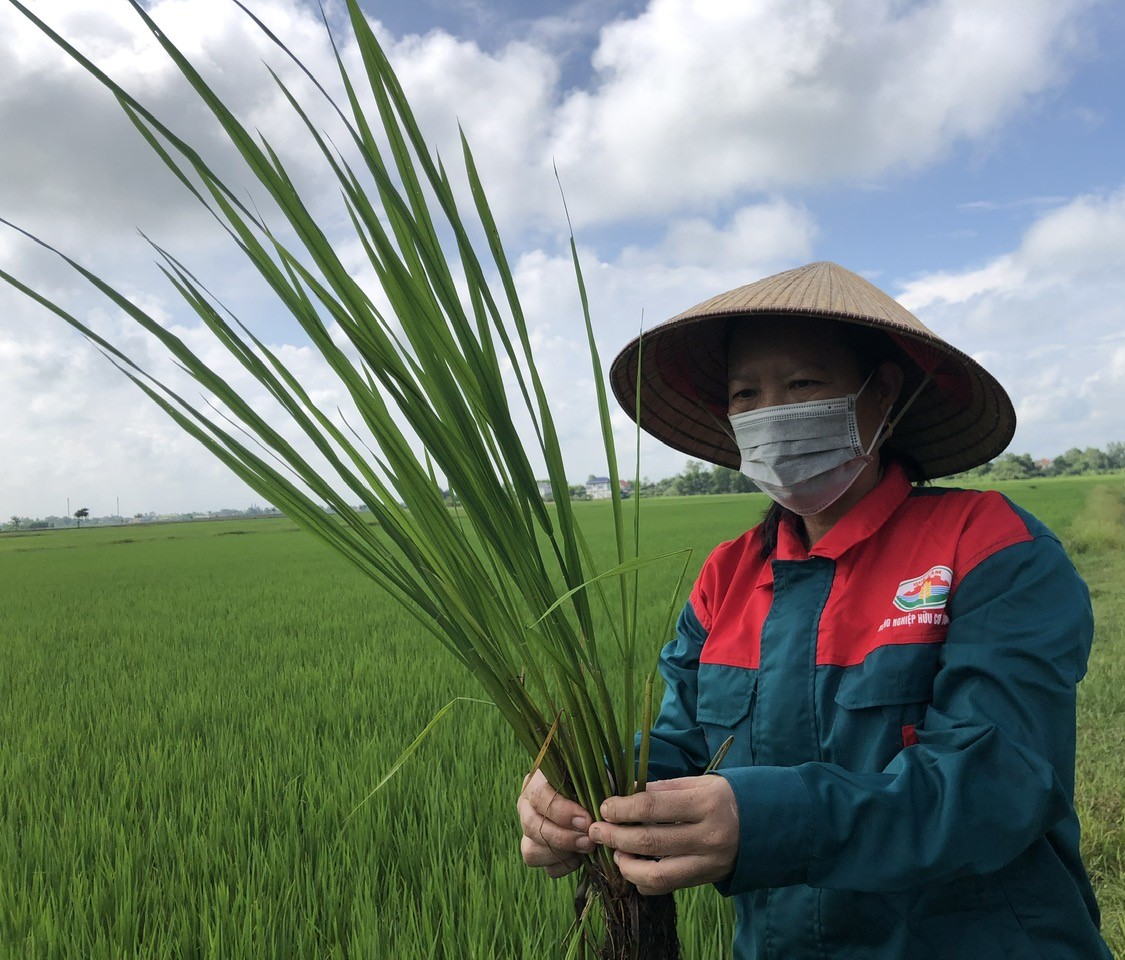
[887,372,932,435]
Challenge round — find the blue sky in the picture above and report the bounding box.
[1,0,1123,518]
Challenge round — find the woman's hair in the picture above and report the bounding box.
[747,320,927,560]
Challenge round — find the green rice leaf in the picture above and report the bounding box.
[341,696,496,827]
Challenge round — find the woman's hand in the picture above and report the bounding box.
[589,776,740,896]
[517,769,595,879]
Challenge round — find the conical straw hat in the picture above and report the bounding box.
[609,261,1015,480]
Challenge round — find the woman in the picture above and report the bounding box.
[518,262,1112,958]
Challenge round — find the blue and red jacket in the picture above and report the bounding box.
[645,463,1111,959]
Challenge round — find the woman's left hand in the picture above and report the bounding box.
[588,775,740,895]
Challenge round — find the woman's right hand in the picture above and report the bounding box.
[517,769,594,878]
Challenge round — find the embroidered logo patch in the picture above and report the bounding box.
[893,565,952,612]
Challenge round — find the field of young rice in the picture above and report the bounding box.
[1,476,1122,958]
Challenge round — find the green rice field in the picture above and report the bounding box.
[1,475,1122,958]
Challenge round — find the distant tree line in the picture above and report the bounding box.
[636,461,760,498]
[4,444,1122,531]
[1,504,282,532]
[949,442,1125,481]
[631,441,1125,498]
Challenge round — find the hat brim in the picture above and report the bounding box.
[609,263,1015,480]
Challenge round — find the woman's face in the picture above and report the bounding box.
[726,316,902,451]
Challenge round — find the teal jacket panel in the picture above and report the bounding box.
[644,467,1112,959]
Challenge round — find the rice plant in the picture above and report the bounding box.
[2,1,689,956]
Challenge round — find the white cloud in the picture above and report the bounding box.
[0,297,252,518]
[897,257,1027,313]
[0,265,415,518]
[899,188,1125,309]
[548,0,1096,222]
[619,199,816,271]
[1,0,1099,244]
[1112,346,1125,382]
[3,191,810,516]
[893,187,1125,458]
[0,1,349,242]
[380,30,560,230]
[0,0,1118,517]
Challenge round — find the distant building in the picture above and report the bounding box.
[585,478,633,500]
[585,476,612,499]
[537,480,554,500]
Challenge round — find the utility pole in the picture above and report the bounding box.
[117,496,120,518]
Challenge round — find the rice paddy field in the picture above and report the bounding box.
[1,474,1122,958]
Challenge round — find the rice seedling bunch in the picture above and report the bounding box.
[2,1,687,955]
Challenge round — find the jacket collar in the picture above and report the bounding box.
[768,461,913,571]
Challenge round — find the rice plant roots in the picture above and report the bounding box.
[579,868,680,959]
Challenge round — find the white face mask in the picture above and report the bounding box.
[728,371,889,516]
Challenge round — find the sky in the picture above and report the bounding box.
[1,0,1124,519]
